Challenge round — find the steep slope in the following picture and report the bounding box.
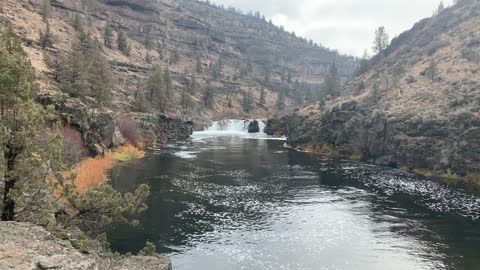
[266,0,480,185]
[1,0,357,123]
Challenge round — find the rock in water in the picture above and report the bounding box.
[248,120,260,133]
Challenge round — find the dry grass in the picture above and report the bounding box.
[301,144,348,159]
[71,144,144,192]
[72,156,116,193]
[412,168,434,178]
[110,144,145,162]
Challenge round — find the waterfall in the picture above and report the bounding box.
[193,119,285,141]
[201,119,266,134]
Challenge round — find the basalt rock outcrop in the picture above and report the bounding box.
[267,0,480,179]
[0,222,172,270]
[39,95,193,156]
[247,120,260,133]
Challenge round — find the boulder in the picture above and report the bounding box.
[247,120,260,133]
[0,222,172,270]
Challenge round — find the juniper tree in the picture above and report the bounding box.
[428,58,438,82]
[242,91,255,113]
[322,63,341,97]
[40,0,51,22]
[372,26,389,55]
[275,89,286,111]
[87,40,113,107]
[117,31,130,56]
[259,88,266,106]
[0,23,63,223]
[59,39,89,97]
[195,56,203,73]
[73,13,83,32]
[39,21,54,49]
[103,22,113,48]
[203,86,215,109]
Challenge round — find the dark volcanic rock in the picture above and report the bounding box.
[39,95,193,156]
[248,120,260,133]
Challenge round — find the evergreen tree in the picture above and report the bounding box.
[170,49,180,65]
[356,49,370,75]
[87,40,113,107]
[103,22,113,48]
[203,86,215,109]
[59,39,89,97]
[259,88,266,106]
[144,65,165,111]
[242,91,255,113]
[372,26,389,55]
[428,58,438,82]
[134,86,150,113]
[0,23,63,222]
[39,21,54,49]
[144,30,153,50]
[435,1,445,15]
[195,55,202,73]
[59,35,113,106]
[322,63,341,97]
[73,13,83,32]
[263,65,271,84]
[40,0,51,22]
[117,31,130,56]
[180,89,193,115]
[139,241,157,256]
[276,89,285,111]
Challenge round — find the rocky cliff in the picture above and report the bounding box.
[1,0,357,122]
[0,221,172,270]
[266,0,480,185]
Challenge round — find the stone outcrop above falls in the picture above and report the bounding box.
[0,222,172,270]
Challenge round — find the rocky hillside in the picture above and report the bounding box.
[0,222,171,269]
[1,0,357,123]
[266,0,480,185]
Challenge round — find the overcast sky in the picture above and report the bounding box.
[210,0,453,57]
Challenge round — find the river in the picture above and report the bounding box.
[107,120,480,270]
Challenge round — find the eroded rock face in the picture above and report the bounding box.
[266,1,480,177]
[267,97,480,176]
[39,95,193,156]
[0,222,172,270]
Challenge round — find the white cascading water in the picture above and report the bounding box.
[193,119,285,140]
[204,119,266,134]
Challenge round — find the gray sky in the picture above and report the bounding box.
[210,0,453,57]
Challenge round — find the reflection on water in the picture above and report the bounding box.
[108,133,480,270]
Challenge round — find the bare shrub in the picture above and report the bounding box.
[118,116,141,147]
[61,126,87,167]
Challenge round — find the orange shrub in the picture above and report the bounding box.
[73,156,116,193]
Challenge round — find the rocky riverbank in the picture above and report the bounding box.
[0,222,172,270]
[266,1,480,188]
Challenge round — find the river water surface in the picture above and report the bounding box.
[108,121,480,270]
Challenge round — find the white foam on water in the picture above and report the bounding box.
[194,119,286,141]
[173,151,199,159]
